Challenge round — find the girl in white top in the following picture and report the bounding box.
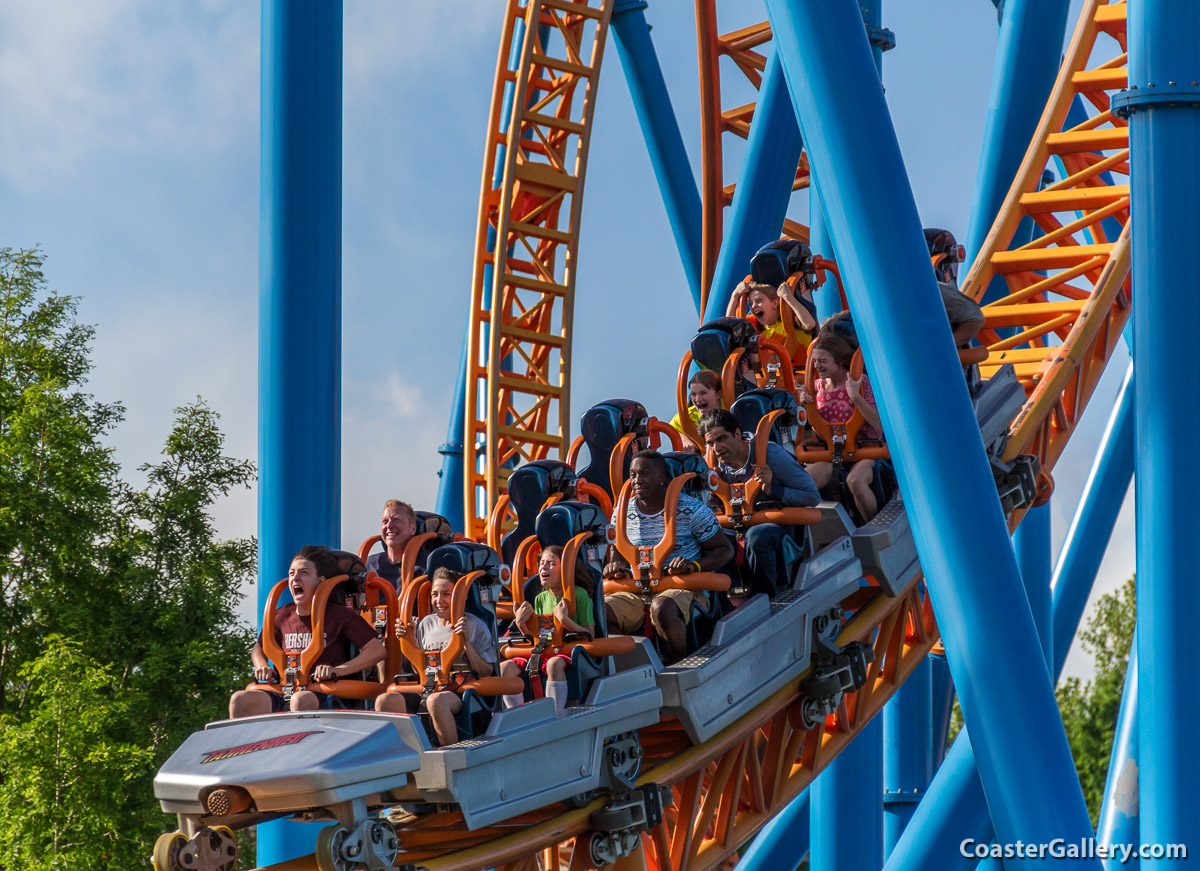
[374,568,496,746]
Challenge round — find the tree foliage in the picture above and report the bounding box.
[1056,576,1136,824]
[0,248,256,867]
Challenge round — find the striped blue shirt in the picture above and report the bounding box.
[613,491,723,564]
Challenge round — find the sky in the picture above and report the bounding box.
[0,0,1128,681]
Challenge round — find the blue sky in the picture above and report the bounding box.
[0,0,1125,678]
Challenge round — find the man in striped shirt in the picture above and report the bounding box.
[603,451,734,663]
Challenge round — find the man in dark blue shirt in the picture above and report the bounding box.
[367,500,421,587]
[699,409,819,597]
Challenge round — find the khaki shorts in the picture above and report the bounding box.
[605,590,709,635]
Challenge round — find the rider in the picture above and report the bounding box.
[499,545,595,713]
[670,369,723,435]
[375,567,497,746]
[796,333,885,522]
[727,280,817,361]
[367,499,422,587]
[602,451,734,663]
[229,545,385,718]
[698,409,819,597]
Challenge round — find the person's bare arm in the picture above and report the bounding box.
[847,377,883,432]
[250,639,274,681]
[312,638,386,682]
[778,283,818,331]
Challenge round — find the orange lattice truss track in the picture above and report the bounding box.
[963,0,1131,476]
[464,0,614,540]
[694,7,811,314]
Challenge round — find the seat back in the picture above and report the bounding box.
[577,399,649,498]
[690,317,759,373]
[750,238,815,288]
[501,460,578,565]
[415,510,457,541]
[426,542,504,653]
[535,501,609,638]
[661,451,719,499]
[729,388,801,448]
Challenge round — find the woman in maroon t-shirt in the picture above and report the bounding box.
[229,546,385,718]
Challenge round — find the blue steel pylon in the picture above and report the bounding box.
[1123,0,1200,859]
[611,0,704,314]
[1097,630,1139,869]
[705,49,803,324]
[761,0,1099,862]
[257,0,343,864]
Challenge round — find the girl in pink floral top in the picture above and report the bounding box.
[796,333,885,522]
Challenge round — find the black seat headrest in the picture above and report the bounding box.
[502,460,579,564]
[691,317,759,372]
[578,399,649,498]
[729,388,801,446]
[414,510,456,540]
[661,451,718,497]
[534,501,609,548]
[750,238,815,288]
[427,542,504,580]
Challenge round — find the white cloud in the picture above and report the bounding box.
[0,1,257,187]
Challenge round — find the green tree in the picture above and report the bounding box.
[0,248,257,866]
[0,248,124,712]
[1057,576,1136,824]
[0,637,156,871]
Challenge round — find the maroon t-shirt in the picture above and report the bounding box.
[263,602,378,670]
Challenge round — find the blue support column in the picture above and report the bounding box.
[810,192,840,324]
[611,0,703,313]
[928,653,954,767]
[1097,632,1139,871]
[735,790,810,871]
[885,368,1134,871]
[811,717,883,871]
[1013,503,1052,664]
[705,50,803,322]
[257,1,342,864]
[963,0,1071,288]
[810,0,887,324]
[1122,0,1200,857]
[762,0,1097,859]
[1052,364,1134,676]
[883,658,932,855]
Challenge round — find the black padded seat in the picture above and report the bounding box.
[425,542,506,740]
[689,317,759,373]
[501,460,578,565]
[577,399,649,498]
[661,451,718,499]
[729,388,802,447]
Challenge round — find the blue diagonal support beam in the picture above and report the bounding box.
[705,50,803,323]
[1097,631,1139,869]
[885,364,1135,871]
[611,0,703,314]
[762,0,1098,859]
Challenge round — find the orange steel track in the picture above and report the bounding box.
[248,3,1136,870]
[464,0,614,540]
[694,7,811,315]
[466,3,815,538]
[964,0,1131,478]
